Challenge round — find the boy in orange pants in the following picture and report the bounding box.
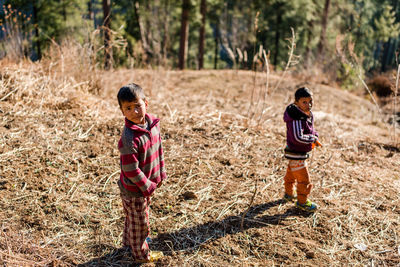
[283,87,321,212]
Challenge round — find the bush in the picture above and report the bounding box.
[336,62,361,90]
[367,75,393,97]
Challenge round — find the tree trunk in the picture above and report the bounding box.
[214,23,219,69]
[381,39,393,72]
[317,0,330,59]
[198,0,206,69]
[102,0,112,70]
[32,3,41,60]
[60,0,67,22]
[273,6,282,66]
[355,13,363,48]
[134,1,152,59]
[178,0,190,70]
[304,20,314,68]
[88,0,94,20]
[162,0,170,65]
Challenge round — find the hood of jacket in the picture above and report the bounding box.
[283,103,311,122]
[125,113,160,132]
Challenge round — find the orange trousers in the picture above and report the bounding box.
[284,160,313,204]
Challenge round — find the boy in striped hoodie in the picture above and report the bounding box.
[283,87,321,212]
[117,83,166,263]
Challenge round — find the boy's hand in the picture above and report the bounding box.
[312,139,322,149]
[315,140,322,147]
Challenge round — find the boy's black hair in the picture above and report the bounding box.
[295,87,312,101]
[117,83,146,107]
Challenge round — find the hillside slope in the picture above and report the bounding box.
[0,64,399,266]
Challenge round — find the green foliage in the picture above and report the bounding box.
[1,0,93,59]
[336,61,361,90]
[373,3,400,42]
[0,3,33,60]
[1,0,400,74]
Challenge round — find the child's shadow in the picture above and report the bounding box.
[150,199,310,253]
[78,199,308,266]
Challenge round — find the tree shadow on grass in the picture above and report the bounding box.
[78,199,310,266]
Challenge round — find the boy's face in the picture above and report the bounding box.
[120,98,148,124]
[295,96,313,114]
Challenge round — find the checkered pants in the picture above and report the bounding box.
[120,194,151,261]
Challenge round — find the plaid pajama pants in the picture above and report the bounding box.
[120,194,151,261]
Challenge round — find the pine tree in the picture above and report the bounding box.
[102,0,111,70]
[198,0,206,69]
[178,0,190,69]
[317,0,331,60]
[374,2,400,71]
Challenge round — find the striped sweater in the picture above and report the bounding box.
[118,114,167,197]
[283,104,318,160]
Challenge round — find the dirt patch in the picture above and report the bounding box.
[0,65,399,266]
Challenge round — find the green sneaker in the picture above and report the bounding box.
[283,193,296,203]
[296,200,318,212]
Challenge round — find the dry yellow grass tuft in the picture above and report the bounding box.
[0,59,399,266]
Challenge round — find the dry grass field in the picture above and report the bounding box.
[0,59,399,266]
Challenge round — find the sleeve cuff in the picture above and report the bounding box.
[142,182,157,197]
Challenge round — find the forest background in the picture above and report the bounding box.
[1,0,400,86]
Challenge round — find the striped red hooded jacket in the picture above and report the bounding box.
[118,114,167,197]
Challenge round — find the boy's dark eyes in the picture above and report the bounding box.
[125,104,142,110]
